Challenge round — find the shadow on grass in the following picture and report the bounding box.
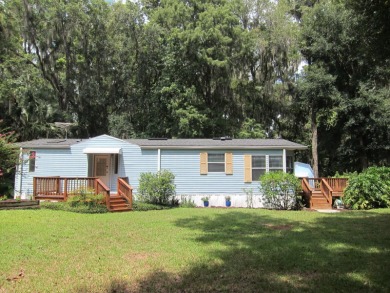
[95,210,390,292]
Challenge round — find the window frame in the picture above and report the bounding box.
[251,155,266,181]
[286,156,294,174]
[268,155,283,173]
[29,151,36,172]
[207,153,225,173]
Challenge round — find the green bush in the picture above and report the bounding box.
[259,171,302,210]
[137,170,176,205]
[41,201,108,214]
[0,130,18,197]
[67,188,106,208]
[41,188,108,213]
[133,201,172,211]
[179,196,196,208]
[344,167,390,210]
[333,171,358,178]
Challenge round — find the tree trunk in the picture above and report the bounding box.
[311,109,319,177]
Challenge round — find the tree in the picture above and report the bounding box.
[298,0,390,174]
[0,128,18,197]
[297,65,339,177]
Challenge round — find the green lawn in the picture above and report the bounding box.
[1,208,390,292]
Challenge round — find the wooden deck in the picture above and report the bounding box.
[301,178,348,210]
[33,177,133,212]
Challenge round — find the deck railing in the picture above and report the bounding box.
[300,177,349,208]
[117,177,133,209]
[306,178,323,190]
[33,177,100,200]
[33,176,61,196]
[326,178,349,192]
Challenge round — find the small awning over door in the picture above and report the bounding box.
[83,148,122,154]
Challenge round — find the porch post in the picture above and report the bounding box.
[55,177,60,194]
[33,177,37,198]
[157,149,161,171]
[64,178,68,201]
[283,149,287,173]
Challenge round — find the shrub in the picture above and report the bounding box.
[243,188,254,208]
[133,201,172,211]
[41,188,108,213]
[41,201,108,214]
[333,171,357,178]
[259,171,302,210]
[137,170,175,205]
[179,196,196,208]
[67,188,106,208]
[344,167,390,210]
[0,130,18,197]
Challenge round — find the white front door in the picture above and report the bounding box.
[94,155,110,186]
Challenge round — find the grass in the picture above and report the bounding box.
[1,208,390,292]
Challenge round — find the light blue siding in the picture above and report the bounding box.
[15,134,290,197]
[161,149,283,195]
[16,148,77,196]
[69,136,158,191]
[15,135,159,195]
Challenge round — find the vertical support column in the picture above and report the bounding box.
[157,148,161,172]
[55,177,60,194]
[64,178,68,201]
[33,177,37,198]
[265,155,269,173]
[283,149,287,173]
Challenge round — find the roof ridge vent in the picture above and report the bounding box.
[212,136,232,141]
[47,140,67,144]
[148,138,168,140]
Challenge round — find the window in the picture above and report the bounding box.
[269,156,283,172]
[200,153,233,175]
[287,156,294,174]
[29,151,36,172]
[208,153,225,172]
[245,154,290,182]
[252,156,266,181]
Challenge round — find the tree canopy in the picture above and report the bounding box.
[0,0,389,175]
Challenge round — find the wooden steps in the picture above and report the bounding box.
[311,191,331,209]
[302,178,348,210]
[109,195,132,212]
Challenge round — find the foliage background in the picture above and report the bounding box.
[0,0,389,177]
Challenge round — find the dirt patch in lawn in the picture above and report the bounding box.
[124,252,161,262]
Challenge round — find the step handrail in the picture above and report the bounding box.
[95,179,110,210]
[117,178,133,210]
[320,178,333,204]
[301,177,313,207]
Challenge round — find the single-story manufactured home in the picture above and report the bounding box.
[14,134,308,207]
